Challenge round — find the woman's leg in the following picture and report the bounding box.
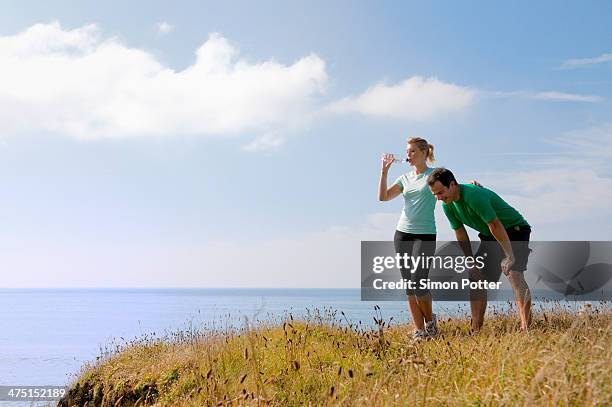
[412,236,436,323]
[407,295,425,330]
[394,231,424,330]
[416,292,433,323]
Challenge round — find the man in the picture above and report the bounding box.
[427,168,532,331]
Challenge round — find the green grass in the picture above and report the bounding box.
[60,304,611,406]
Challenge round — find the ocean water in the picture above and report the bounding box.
[0,288,472,387]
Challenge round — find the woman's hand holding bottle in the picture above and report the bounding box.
[381,153,396,172]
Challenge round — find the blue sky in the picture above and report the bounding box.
[1,1,611,287]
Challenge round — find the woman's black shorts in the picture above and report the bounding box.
[393,230,436,297]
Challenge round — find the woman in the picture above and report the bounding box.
[378,137,438,340]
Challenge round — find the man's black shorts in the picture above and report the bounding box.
[475,224,532,283]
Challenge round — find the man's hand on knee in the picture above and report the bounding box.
[501,255,515,276]
[469,266,484,282]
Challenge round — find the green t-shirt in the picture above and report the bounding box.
[442,184,529,236]
[392,167,436,235]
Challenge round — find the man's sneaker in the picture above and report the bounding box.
[412,329,428,341]
[425,313,438,337]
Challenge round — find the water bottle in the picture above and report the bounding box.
[386,154,408,163]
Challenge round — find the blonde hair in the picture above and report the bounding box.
[407,137,435,163]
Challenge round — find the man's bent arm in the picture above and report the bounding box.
[487,218,514,260]
[454,226,473,257]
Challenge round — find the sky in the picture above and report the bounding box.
[1,0,611,288]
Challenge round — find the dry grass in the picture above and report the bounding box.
[59,303,611,406]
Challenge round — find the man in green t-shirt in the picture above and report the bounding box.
[427,167,532,331]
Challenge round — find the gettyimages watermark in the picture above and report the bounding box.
[361,241,612,301]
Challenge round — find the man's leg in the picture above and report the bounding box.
[469,288,487,332]
[506,227,533,331]
[508,271,532,331]
[470,238,500,332]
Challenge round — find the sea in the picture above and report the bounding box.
[0,288,477,388]
[1,287,592,398]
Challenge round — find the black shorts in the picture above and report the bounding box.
[475,225,531,283]
[393,231,436,297]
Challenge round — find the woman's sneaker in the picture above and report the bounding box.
[412,329,428,341]
[425,314,438,337]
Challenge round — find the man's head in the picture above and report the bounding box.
[427,167,459,204]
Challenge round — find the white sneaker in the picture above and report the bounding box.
[412,329,428,341]
[425,313,438,337]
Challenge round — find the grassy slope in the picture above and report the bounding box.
[59,307,611,406]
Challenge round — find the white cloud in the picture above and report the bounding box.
[492,90,602,103]
[326,75,600,122]
[527,91,602,103]
[553,125,612,166]
[0,22,99,56]
[495,168,612,225]
[241,132,285,152]
[157,22,174,34]
[475,126,612,234]
[327,76,477,120]
[0,22,328,139]
[561,53,612,68]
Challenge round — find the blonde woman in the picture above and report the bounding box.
[378,137,438,340]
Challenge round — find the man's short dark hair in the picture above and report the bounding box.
[427,167,457,187]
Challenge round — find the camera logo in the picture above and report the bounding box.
[532,242,612,295]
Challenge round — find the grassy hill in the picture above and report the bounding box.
[59,304,611,406]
